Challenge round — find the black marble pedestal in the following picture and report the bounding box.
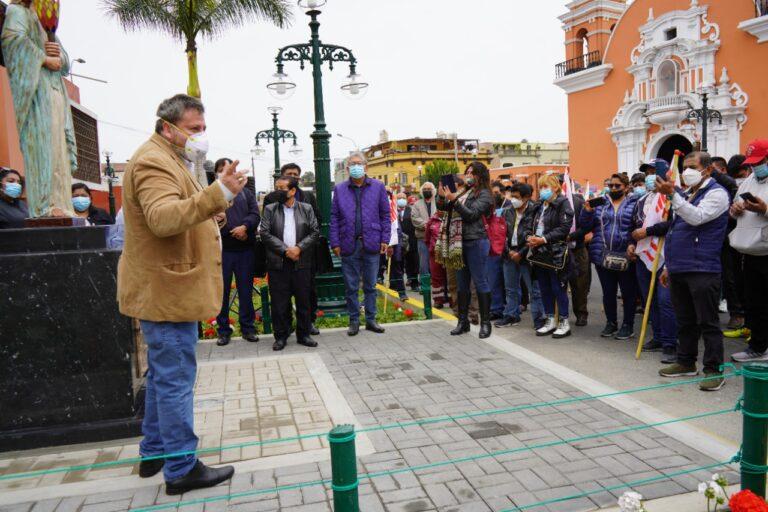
[0,226,142,452]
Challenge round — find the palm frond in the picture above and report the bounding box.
[101,0,183,39]
[200,0,293,39]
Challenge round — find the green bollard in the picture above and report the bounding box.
[741,363,768,498]
[329,424,359,512]
[259,285,272,335]
[420,274,433,320]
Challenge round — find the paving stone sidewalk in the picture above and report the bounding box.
[1,320,738,512]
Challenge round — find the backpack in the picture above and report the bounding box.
[483,212,507,257]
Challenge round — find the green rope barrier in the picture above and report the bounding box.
[128,407,736,512]
[733,450,768,475]
[500,459,737,511]
[0,371,742,483]
[736,396,768,419]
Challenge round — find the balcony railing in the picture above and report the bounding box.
[555,50,602,79]
[647,94,690,111]
[756,0,768,17]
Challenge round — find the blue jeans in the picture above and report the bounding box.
[537,269,569,319]
[139,320,198,481]
[503,260,544,321]
[485,255,505,314]
[596,264,638,328]
[417,239,431,276]
[216,250,255,336]
[636,263,677,348]
[457,238,491,293]
[342,239,380,323]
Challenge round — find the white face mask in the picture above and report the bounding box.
[682,167,703,188]
[183,131,209,161]
[510,198,524,209]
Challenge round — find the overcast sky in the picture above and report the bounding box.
[57,1,570,190]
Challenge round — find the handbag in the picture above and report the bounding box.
[527,242,569,271]
[599,203,630,272]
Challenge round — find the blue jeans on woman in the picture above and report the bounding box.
[636,263,677,349]
[457,238,490,293]
[485,254,505,315]
[139,320,199,481]
[596,264,638,328]
[503,260,544,322]
[537,269,569,320]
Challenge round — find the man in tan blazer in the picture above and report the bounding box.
[118,94,248,495]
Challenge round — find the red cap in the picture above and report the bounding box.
[744,139,768,165]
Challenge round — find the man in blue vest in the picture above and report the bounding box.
[656,152,730,391]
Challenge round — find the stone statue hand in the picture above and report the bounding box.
[44,42,61,58]
[43,56,62,72]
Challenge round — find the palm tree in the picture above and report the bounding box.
[103,0,292,98]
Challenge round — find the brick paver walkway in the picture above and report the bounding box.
[0,320,737,512]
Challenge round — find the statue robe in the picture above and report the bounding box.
[1,3,77,217]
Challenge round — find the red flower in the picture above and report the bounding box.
[730,490,768,512]
[404,309,414,318]
[228,318,235,325]
[316,310,325,318]
[203,328,215,338]
[254,313,262,322]
[206,318,216,324]
[230,283,236,290]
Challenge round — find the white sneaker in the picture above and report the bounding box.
[732,349,768,363]
[719,300,728,314]
[553,318,571,339]
[536,317,556,336]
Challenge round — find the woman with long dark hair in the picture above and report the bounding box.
[437,161,494,338]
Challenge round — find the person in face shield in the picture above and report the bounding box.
[117,94,249,493]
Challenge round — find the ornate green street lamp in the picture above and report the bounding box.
[267,0,368,237]
[253,106,302,183]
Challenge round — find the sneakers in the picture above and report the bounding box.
[659,363,698,378]
[642,339,663,352]
[615,325,634,340]
[489,312,503,321]
[552,318,571,339]
[494,316,521,328]
[660,346,677,365]
[575,315,588,327]
[536,317,556,336]
[732,348,768,363]
[699,371,725,392]
[724,327,751,339]
[600,322,619,338]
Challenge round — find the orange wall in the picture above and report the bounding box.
[91,187,123,213]
[0,67,24,171]
[567,0,768,185]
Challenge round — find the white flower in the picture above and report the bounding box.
[698,482,708,493]
[711,473,720,482]
[711,483,726,499]
[618,491,644,512]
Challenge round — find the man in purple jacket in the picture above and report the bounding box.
[330,152,391,336]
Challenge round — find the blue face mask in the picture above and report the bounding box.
[349,164,365,179]
[540,188,553,202]
[754,163,768,180]
[72,196,91,212]
[397,199,407,208]
[645,175,657,191]
[495,208,504,217]
[633,186,647,196]
[4,182,22,199]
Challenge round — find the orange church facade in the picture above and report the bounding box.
[556,0,768,184]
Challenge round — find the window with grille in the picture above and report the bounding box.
[71,106,101,183]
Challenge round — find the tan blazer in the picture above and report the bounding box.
[117,134,229,322]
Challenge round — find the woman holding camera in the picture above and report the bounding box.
[438,162,494,339]
[579,173,639,340]
[526,174,574,339]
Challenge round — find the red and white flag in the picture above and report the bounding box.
[561,167,576,233]
[636,192,666,270]
[388,194,399,246]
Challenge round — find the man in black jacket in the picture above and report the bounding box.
[567,189,591,326]
[260,175,320,351]
[263,163,322,335]
[214,158,261,346]
[496,183,545,329]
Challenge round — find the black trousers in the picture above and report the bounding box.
[722,243,745,317]
[670,272,724,372]
[268,264,312,341]
[746,255,768,353]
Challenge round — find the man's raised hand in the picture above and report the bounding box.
[219,159,247,195]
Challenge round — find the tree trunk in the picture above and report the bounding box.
[186,46,201,98]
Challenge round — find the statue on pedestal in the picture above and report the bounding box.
[1,0,77,218]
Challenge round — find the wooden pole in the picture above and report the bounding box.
[635,237,665,359]
[383,255,392,314]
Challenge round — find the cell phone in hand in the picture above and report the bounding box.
[588,196,607,208]
[440,174,457,193]
[741,192,758,203]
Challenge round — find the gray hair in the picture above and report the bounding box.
[154,94,205,134]
[685,151,712,169]
[421,181,436,192]
[345,151,368,167]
